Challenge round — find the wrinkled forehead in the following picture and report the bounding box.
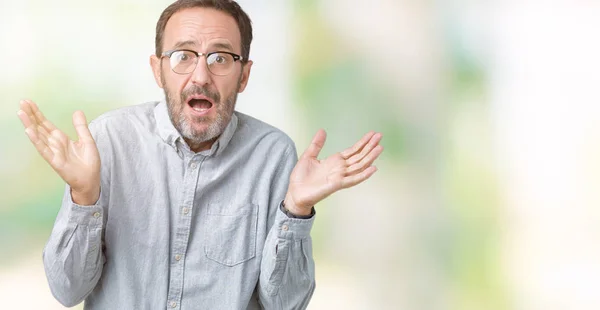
[163,7,242,54]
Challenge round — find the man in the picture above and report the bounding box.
[17,0,383,309]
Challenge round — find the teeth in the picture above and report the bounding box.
[192,107,208,112]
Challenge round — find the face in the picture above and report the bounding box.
[150,7,252,151]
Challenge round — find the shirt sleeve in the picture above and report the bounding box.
[258,142,316,309]
[42,186,106,307]
[42,120,108,307]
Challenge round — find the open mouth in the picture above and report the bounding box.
[187,97,214,114]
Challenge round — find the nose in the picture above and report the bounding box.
[190,57,212,86]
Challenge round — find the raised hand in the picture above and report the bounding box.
[17,100,101,205]
[284,130,383,216]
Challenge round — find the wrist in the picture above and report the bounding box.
[71,186,100,206]
[283,194,312,217]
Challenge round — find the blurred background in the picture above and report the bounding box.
[1,0,599,309]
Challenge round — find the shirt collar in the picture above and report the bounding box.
[154,100,238,157]
[154,101,179,149]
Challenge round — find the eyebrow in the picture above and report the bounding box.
[169,40,236,53]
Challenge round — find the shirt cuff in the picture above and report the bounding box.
[279,200,315,219]
[67,193,104,227]
[275,201,315,240]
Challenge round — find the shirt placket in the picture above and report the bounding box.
[166,155,204,309]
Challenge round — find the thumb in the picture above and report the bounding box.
[72,111,94,143]
[301,129,326,160]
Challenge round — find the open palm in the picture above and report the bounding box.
[17,100,100,203]
[285,130,383,213]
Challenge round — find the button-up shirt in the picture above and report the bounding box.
[42,101,316,309]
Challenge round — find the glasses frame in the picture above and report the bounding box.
[161,49,245,76]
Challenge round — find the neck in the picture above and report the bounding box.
[185,136,219,153]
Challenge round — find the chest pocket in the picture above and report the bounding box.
[203,203,258,266]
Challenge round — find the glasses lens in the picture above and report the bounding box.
[206,52,235,76]
[170,50,197,74]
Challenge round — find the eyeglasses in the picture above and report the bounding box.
[161,49,244,76]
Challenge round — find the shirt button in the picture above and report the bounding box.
[170,301,177,308]
[282,224,289,231]
[182,207,189,215]
[93,212,101,218]
[190,163,197,169]
[175,254,182,261]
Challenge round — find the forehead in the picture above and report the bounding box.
[163,7,241,52]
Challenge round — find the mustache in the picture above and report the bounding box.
[181,85,220,104]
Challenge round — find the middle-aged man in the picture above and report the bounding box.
[17,0,383,309]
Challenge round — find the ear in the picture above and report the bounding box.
[150,55,164,89]
[237,60,253,93]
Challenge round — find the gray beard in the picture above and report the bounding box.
[163,83,239,147]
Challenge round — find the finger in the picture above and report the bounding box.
[18,110,50,146]
[51,129,69,148]
[20,111,53,139]
[47,132,64,151]
[19,100,38,125]
[17,110,48,142]
[346,145,384,175]
[17,109,33,128]
[20,100,55,140]
[37,126,51,146]
[341,166,378,189]
[340,131,375,160]
[47,143,65,167]
[346,133,382,166]
[24,127,55,164]
[36,124,52,139]
[29,100,58,133]
[300,129,326,160]
[72,111,94,144]
[47,133,67,166]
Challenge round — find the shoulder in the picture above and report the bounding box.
[88,102,159,136]
[233,111,296,154]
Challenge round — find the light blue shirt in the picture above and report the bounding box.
[43,101,316,309]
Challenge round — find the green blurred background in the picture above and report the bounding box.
[2,0,600,309]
